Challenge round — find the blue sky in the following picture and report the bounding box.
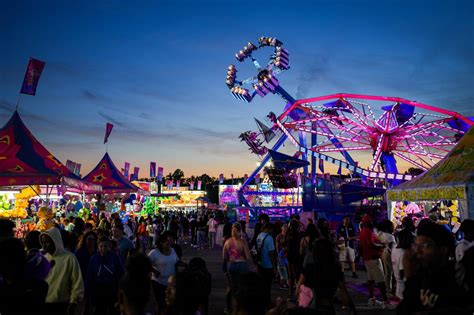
[1,0,473,177]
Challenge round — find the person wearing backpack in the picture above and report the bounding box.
[85,236,124,314]
[256,222,276,310]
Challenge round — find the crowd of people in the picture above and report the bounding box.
[0,210,215,315]
[0,207,474,315]
[221,213,474,315]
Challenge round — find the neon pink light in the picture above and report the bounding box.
[370,134,384,171]
[317,146,370,152]
[279,93,473,126]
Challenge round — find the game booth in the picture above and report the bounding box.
[387,126,474,230]
[0,111,102,237]
[82,152,140,214]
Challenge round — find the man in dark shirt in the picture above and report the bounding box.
[398,221,469,314]
[337,215,358,278]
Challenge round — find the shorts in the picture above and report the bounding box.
[339,247,355,263]
[364,259,385,283]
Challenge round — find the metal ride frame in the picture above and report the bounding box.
[226,36,473,214]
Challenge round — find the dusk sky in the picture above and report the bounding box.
[1,0,473,178]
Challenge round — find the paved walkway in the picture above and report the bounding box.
[179,243,397,315]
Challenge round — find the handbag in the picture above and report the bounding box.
[297,284,314,308]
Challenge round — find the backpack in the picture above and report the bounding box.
[253,234,269,266]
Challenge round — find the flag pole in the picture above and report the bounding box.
[15,93,21,111]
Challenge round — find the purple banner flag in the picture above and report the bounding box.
[157,167,164,181]
[123,162,130,177]
[337,163,342,175]
[66,160,74,172]
[104,123,114,144]
[197,180,202,190]
[219,173,224,184]
[150,162,156,178]
[190,182,194,190]
[318,159,324,173]
[131,167,139,181]
[20,58,46,95]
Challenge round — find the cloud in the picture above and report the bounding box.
[184,125,236,141]
[97,111,126,127]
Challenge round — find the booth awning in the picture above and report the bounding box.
[0,111,102,193]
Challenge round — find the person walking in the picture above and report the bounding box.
[223,222,252,313]
[359,215,389,307]
[148,233,180,310]
[276,223,289,289]
[256,222,276,310]
[377,219,396,296]
[296,238,356,313]
[85,236,124,314]
[40,227,84,314]
[207,215,218,249]
[75,231,98,279]
[337,215,358,278]
[391,229,414,300]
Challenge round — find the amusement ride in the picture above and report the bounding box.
[225,36,474,220]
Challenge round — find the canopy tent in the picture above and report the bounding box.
[388,126,474,220]
[83,152,138,194]
[0,111,101,193]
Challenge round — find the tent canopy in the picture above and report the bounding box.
[0,111,101,193]
[388,126,474,218]
[83,152,138,194]
[389,126,474,195]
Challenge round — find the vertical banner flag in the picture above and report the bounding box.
[318,159,324,173]
[132,167,139,181]
[157,167,164,181]
[66,160,73,172]
[255,173,260,184]
[104,123,114,144]
[20,58,46,95]
[74,163,81,176]
[190,182,194,190]
[297,173,301,187]
[176,180,181,189]
[219,174,224,184]
[197,180,202,190]
[150,162,156,178]
[124,162,130,178]
[337,162,342,175]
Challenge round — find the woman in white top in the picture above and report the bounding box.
[148,233,179,310]
[391,229,414,300]
[376,220,396,295]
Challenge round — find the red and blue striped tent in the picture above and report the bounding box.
[0,111,101,193]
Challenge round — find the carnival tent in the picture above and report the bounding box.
[0,111,101,193]
[83,152,138,194]
[388,126,474,219]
